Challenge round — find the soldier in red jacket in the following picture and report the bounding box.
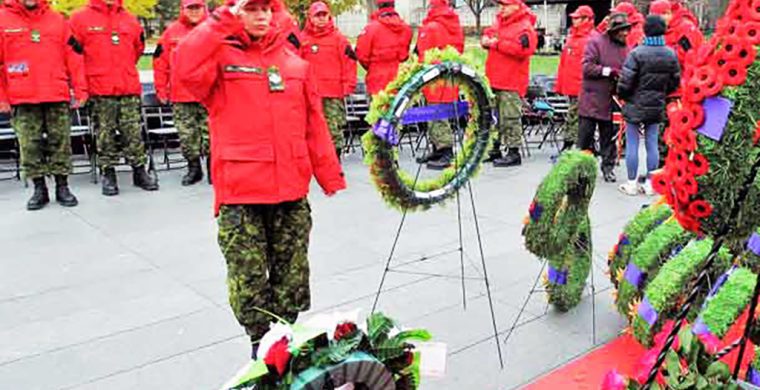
[0,0,86,210]
[300,1,357,159]
[70,0,158,196]
[649,0,702,71]
[174,0,346,356]
[355,0,412,95]
[414,0,464,170]
[555,5,595,152]
[153,0,210,186]
[481,0,537,167]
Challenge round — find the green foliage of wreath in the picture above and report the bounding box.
[615,218,694,320]
[361,47,496,211]
[632,239,733,346]
[698,267,756,339]
[522,151,597,311]
[608,202,675,288]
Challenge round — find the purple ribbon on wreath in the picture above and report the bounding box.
[748,367,760,386]
[623,263,645,289]
[547,265,568,285]
[638,297,658,326]
[372,102,471,146]
[748,233,760,256]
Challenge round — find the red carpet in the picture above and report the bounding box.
[524,334,647,389]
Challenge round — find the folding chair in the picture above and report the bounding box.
[70,107,98,183]
[0,112,20,181]
[141,92,184,171]
[343,93,370,155]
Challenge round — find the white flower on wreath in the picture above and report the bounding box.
[302,309,362,340]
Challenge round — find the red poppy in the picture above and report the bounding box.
[681,130,698,151]
[334,322,358,340]
[666,149,688,167]
[716,19,740,36]
[684,82,706,103]
[688,104,705,129]
[688,200,714,218]
[652,172,671,195]
[679,175,699,195]
[676,211,701,232]
[263,336,292,376]
[739,22,760,44]
[667,107,693,128]
[750,0,760,21]
[722,62,748,85]
[689,154,710,176]
[754,124,760,145]
[676,186,692,205]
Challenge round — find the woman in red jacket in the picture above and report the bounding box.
[174,0,346,357]
[153,0,210,186]
[300,1,357,159]
[481,0,537,167]
[555,5,595,152]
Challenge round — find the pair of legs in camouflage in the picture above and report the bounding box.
[89,96,147,170]
[217,198,313,342]
[12,102,72,180]
[494,90,523,150]
[173,102,209,161]
[322,98,346,158]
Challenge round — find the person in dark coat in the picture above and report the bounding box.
[616,15,680,196]
[578,12,630,183]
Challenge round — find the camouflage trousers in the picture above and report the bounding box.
[90,96,147,169]
[564,97,579,143]
[495,90,523,149]
[173,102,209,161]
[217,199,313,342]
[12,102,72,180]
[322,98,345,152]
[428,120,453,149]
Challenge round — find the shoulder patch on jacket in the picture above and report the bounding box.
[344,46,357,61]
[287,33,301,49]
[68,36,84,54]
[520,34,530,49]
[153,44,164,58]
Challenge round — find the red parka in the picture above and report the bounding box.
[70,0,144,97]
[355,5,412,95]
[0,0,86,105]
[174,6,346,214]
[153,0,207,103]
[300,11,357,97]
[416,0,464,103]
[483,4,537,96]
[555,19,594,97]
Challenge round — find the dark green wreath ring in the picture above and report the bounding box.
[362,48,496,211]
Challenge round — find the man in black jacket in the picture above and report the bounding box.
[616,15,680,196]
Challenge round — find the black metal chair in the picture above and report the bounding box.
[141,92,184,171]
[0,112,20,181]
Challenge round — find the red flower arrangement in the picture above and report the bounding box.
[263,337,292,376]
[333,321,358,340]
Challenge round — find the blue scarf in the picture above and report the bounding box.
[644,36,665,46]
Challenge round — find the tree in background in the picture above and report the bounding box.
[51,0,158,17]
[465,0,491,32]
[284,0,362,25]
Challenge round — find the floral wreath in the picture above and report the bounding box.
[361,47,496,212]
[226,312,431,390]
[522,151,597,311]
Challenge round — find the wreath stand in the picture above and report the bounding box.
[368,90,505,369]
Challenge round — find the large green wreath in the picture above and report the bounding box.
[361,47,496,211]
[522,151,598,311]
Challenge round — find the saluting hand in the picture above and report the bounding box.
[230,0,249,16]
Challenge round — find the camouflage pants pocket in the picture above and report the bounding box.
[12,103,72,179]
[495,90,523,148]
[322,98,346,151]
[218,199,312,342]
[174,102,209,160]
[428,120,453,149]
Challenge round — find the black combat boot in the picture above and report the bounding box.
[426,147,453,170]
[132,165,159,191]
[101,167,119,196]
[27,177,50,211]
[54,175,78,207]
[493,147,522,167]
[484,140,503,162]
[561,140,574,152]
[416,146,440,164]
[181,158,203,186]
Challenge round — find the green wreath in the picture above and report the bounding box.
[522,151,598,311]
[361,47,496,211]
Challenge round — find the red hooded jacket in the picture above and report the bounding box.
[174,6,346,214]
[153,0,207,103]
[300,13,357,97]
[70,0,144,97]
[355,6,412,95]
[555,19,594,97]
[0,0,86,105]
[483,5,537,96]
[417,0,464,103]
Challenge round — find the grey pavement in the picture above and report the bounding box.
[0,148,652,389]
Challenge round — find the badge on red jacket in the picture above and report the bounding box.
[310,44,319,54]
[111,31,120,45]
[7,62,29,75]
[268,66,285,92]
[30,29,40,43]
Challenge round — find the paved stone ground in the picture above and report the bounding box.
[0,146,654,389]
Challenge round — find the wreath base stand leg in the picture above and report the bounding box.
[370,179,504,369]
